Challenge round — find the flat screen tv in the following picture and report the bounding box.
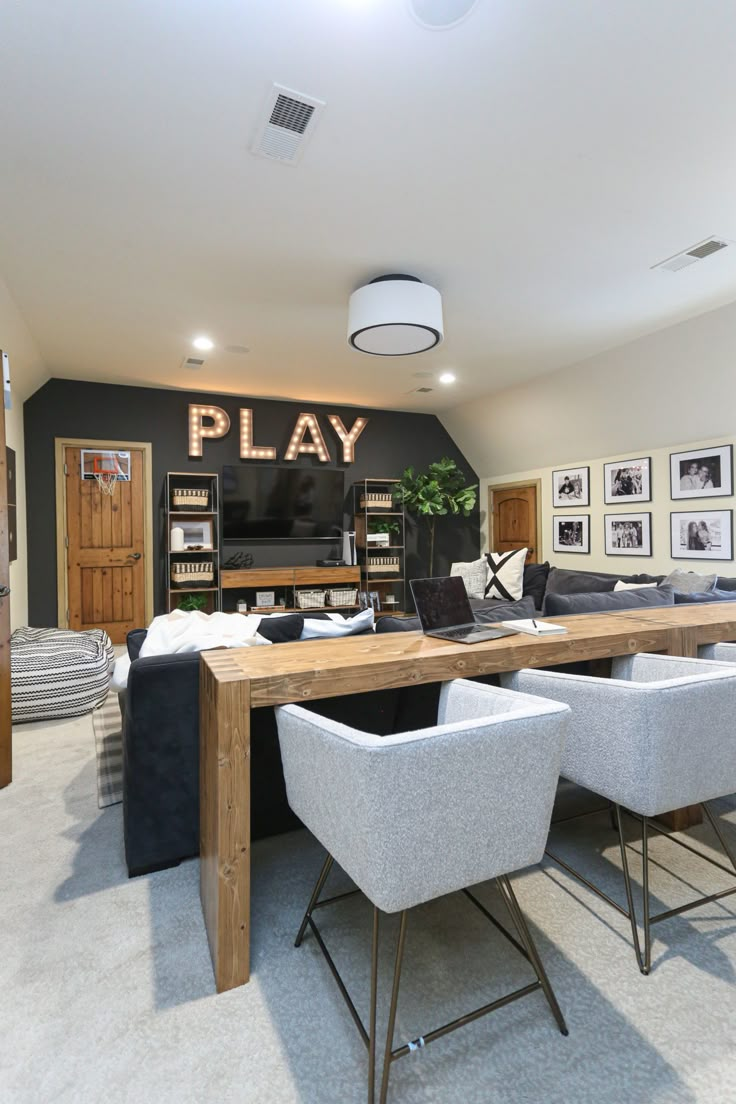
[222,465,345,541]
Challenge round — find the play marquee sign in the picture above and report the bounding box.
[188,405,368,463]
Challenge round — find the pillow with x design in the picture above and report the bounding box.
[485,548,528,601]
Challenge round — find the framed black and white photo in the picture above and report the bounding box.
[603,457,651,505]
[670,510,733,561]
[670,444,733,500]
[178,519,213,550]
[604,512,652,557]
[553,515,590,554]
[552,466,590,507]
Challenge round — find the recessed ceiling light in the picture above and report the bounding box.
[192,335,215,352]
[439,372,456,384]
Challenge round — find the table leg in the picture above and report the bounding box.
[657,626,703,829]
[200,662,252,992]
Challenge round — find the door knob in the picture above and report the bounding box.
[128,552,142,561]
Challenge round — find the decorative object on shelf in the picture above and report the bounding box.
[604,512,652,556]
[367,531,390,547]
[326,587,358,607]
[359,492,394,510]
[171,561,214,588]
[347,274,443,355]
[369,590,381,611]
[603,457,651,504]
[552,515,590,554]
[170,526,185,552]
[177,593,208,612]
[342,530,357,565]
[383,594,398,606]
[236,599,249,613]
[296,589,327,609]
[552,465,590,507]
[180,520,213,550]
[670,444,733,500]
[393,457,477,577]
[670,509,733,560]
[172,487,210,511]
[223,551,255,570]
[255,590,276,607]
[366,555,400,573]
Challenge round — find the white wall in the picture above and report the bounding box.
[442,296,736,576]
[480,434,736,576]
[0,276,47,629]
[443,298,736,478]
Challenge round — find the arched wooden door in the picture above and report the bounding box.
[489,481,541,563]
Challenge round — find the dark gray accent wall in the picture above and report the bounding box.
[24,378,480,626]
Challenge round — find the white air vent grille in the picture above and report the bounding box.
[252,84,325,165]
[182,356,205,370]
[415,386,433,393]
[653,237,729,273]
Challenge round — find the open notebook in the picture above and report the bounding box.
[500,619,568,636]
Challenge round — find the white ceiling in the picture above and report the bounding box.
[2,0,736,409]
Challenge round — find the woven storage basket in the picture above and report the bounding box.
[295,590,327,610]
[359,493,393,510]
[327,588,358,607]
[366,556,400,574]
[171,561,214,588]
[172,488,210,511]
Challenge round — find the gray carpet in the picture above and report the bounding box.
[2,711,736,1103]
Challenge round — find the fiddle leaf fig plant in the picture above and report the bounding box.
[393,457,477,576]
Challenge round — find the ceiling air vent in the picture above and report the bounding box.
[653,237,729,273]
[415,386,433,393]
[251,84,325,165]
[182,356,205,370]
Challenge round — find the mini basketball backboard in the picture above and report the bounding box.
[80,449,131,495]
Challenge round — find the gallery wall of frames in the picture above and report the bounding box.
[485,435,736,573]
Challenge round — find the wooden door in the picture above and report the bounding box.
[0,408,11,789]
[64,446,146,644]
[490,482,540,563]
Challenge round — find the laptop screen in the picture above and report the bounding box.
[410,576,474,631]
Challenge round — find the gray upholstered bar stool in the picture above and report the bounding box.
[275,679,571,1104]
[700,641,736,663]
[502,653,736,974]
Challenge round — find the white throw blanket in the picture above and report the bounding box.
[110,607,374,691]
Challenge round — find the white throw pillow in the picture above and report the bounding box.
[484,549,527,601]
[614,580,658,591]
[450,558,488,600]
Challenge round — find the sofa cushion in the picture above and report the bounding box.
[523,562,550,609]
[256,613,305,643]
[673,589,736,605]
[450,557,488,600]
[543,584,676,617]
[485,548,527,600]
[662,569,717,594]
[474,595,537,623]
[545,567,620,599]
[715,576,736,591]
[376,615,421,633]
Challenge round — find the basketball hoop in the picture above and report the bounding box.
[93,456,121,496]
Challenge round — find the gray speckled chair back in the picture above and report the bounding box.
[502,653,736,818]
[276,679,570,913]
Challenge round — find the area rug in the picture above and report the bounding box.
[92,692,123,808]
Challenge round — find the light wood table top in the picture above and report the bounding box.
[199,602,736,993]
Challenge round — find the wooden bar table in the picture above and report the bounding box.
[199,604,736,992]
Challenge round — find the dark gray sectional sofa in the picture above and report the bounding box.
[122,562,736,877]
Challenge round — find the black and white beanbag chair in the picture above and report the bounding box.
[11,627,115,724]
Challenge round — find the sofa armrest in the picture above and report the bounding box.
[126,629,148,661]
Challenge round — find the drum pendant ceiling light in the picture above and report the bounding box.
[347,274,444,356]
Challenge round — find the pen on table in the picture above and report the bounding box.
[532,619,538,628]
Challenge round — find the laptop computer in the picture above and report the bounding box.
[410,576,520,644]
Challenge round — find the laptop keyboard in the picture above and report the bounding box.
[441,626,478,639]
